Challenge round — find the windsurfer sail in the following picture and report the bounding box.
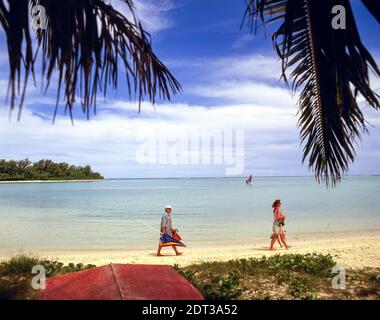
[246,174,253,185]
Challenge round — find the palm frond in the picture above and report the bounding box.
[362,0,380,23]
[0,0,33,119]
[244,0,380,186]
[0,0,181,121]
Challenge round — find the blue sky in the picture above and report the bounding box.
[0,0,379,178]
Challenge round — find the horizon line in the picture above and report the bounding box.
[106,174,380,180]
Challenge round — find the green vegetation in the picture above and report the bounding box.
[175,253,380,300]
[1,254,379,300]
[0,255,96,300]
[0,159,103,181]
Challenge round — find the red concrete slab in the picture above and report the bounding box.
[112,264,203,300]
[37,264,121,300]
[37,264,204,300]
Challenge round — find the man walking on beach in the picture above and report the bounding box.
[157,205,183,256]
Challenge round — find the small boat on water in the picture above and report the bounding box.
[245,174,253,185]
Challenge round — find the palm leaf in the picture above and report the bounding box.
[244,0,380,186]
[0,0,181,121]
[362,0,380,23]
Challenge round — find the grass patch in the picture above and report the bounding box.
[175,253,380,300]
[0,255,96,300]
[2,253,379,300]
[0,255,40,276]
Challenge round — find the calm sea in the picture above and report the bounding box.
[0,177,379,249]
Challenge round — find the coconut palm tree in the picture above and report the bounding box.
[243,0,379,186]
[0,0,181,121]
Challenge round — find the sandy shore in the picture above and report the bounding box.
[1,231,379,269]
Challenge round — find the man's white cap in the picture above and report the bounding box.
[165,204,172,209]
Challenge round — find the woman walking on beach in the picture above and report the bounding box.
[269,199,290,250]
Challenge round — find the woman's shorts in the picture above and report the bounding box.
[272,221,281,234]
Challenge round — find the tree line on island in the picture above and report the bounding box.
[0,159,104,181]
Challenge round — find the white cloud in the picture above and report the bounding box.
[1,90,379,178]
[0,53,6,66]
[232,34,256,49]
[169,54,281,82]
[103,100,297,130]
[167,54,292,108]
[0,25,378,178]
[212,55,281,81]
[0,79,7,92]
[109,0,175,33]
[190,80,295,107]
[0,98,302,178]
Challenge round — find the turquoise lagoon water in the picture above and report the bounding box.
[0,177,379,249]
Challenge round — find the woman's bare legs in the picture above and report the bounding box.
[279,232,290,249]
[269,234,278,250]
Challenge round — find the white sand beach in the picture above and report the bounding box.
[1,230,379,270]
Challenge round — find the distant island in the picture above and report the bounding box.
[0,159,104,182]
